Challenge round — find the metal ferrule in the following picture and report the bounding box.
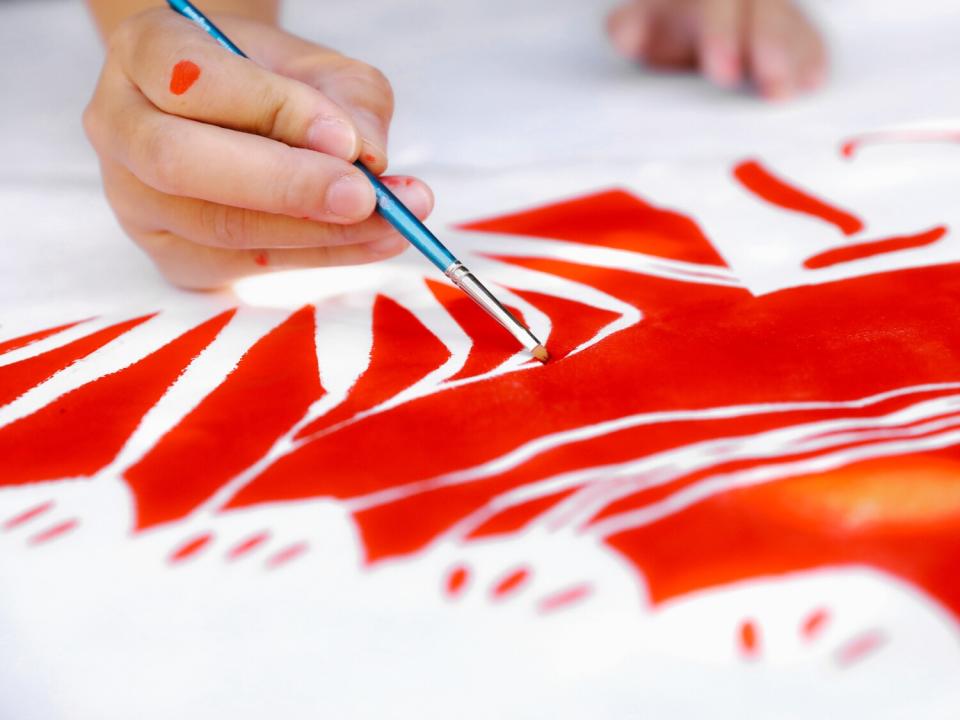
[444,262,544,352]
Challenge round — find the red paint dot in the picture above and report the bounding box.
[28,518,79,545]
[492,567,531,599]
[3,501,54,531]
[226,531,270,560]
[170,60,201,95]
[253,251,269,267]
[738,619,760,658]
[836,630,885,667]
[170,532,212,563]
[537,583,592,613]
[801,608,830,640]
[265,542,308,569]
[445,565,470,597]
[362,153,377,164]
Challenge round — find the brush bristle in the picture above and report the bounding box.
[532,345,550,363]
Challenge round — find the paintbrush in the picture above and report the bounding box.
[165,0,550,364]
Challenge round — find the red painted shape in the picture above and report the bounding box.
[506,287,622,360]
[3,501,54,531]
[253,251,269,267]
[445,565,470,597]
[170,533,213,563]
[804,226,947,269]
[0,319,88,356]
[537,584,593,613]
[738,619,760,658]
[0,310,233,487]
[492,567,531,599]
[28,519,79,545]
[227,531,270,560]
[802,608,830,640]
[0,314,154,409]
[734,160,865,236]
[125,306,321,529]
[293,294,450,439]
[467,489,578,539]
[458,189,727,266]
[266,542,308,569]
[170,60,201,95]
[836,630,885,667]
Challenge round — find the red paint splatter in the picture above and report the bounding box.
[802,608,830,640]
[0,310,233,488]
[445,565,470,597]
[3,501,54,531]
[0,319,89,357]
[266,542,308,569]
[836,630,885,667]
[253,251,269,267]
[0,314,154,409]
[738,619,760,658]
[362,153,377,165]
[226,531,270,560]
[169,533,213,563]
[804,226,947,269]
[125,306,322,529]
[170,60,201,95]
[492,567,531,599]
[734,160,865,236]
[28,518,79,545]
[537,583,592,613]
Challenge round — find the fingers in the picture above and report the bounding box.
[699,0,746,88]
[748,0,827,99]
[607,2,651,61]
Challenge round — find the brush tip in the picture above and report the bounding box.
[532,345,550,363]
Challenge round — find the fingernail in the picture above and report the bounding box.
[382,176,433,217]
[307,115,358,159]
[325,172,375,219]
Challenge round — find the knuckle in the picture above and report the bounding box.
[254,84,290,139]
[200,203,255,248]
[274,153,317,216]
[138,121,182,193]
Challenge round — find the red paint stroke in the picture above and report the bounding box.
[425,278,525,381]
[0,310,233,487]
[265,542,308,569]
[738,619,760,658]
[0,314,154,409]
[537,583,592,613]
[458,189,727,266]
[293,295,450,439]
[802,608,830,640]
[0,319,88,357]
[804,226,947,270]
[253,251,269,267]
[467,488,579,540]
[125,306,321,529]
[169,533,213,563]
[28,518,79,545]
[506,287,622,360]
[445,564,470,597]
[835,630,886,667]
[491,567,531,599]
[226,531,270,560]
[841,130,960,159]
[2,501,54,531]
[170,60,201,95]
[734,160,865,236]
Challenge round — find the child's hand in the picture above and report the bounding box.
[84,9,433,289]
[607,0,827,99]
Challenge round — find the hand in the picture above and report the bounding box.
[84,9,433,289]
[607,0,827,100]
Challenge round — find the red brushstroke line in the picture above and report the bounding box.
[804,226,947,270]
[801,608,830,641]
[445,565,470,597]
[170,533,213,563]
[2,501,54,531]
[835,630,886,667]
[491,567,531,599]
[841,130,960,159]
[738,619,760,658]
[734,160,865,236]
[226,531,270,560]
[0,319,89,357]
[28,518,79,545]
[537,583,593,613]
[265,542,308,569]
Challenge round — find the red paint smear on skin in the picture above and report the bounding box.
[459,189,727,266]
[28,519,79,545]
[734,160,865,236]
[445,565,470,597]
[253,251,269,267]
[492,567,531,599]
[538,584,592,613]
[170,60,201,95]
[266,542,308,569]
[841,130,960,159]
[125,306,322,529]
[0,310,233,488]
[0,319,89,357]
[293,295,450,439]
[170,533,212,563]
[0,314,155,409]
[425,278,526,380]
[802,608,830,640]
[804,226,947,269]
[739,619,760,658]
[227,531,270,560]
[3,501,54,531]
[836,630,885,667]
